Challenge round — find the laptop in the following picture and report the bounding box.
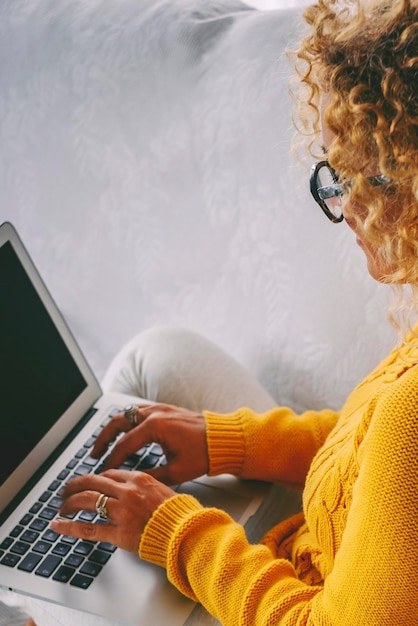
[0,221,265,626]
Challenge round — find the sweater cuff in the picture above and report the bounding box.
[204,409,246,476]
[139,494,204,568]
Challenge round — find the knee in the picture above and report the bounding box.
[128,325,213,385]
[127,325,204,369]
[103,325,210,400]
[130,326,214,404]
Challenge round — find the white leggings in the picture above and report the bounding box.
[0,326,276,626]
[102,326,277,412]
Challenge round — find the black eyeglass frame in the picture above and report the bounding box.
[310,160,392,224]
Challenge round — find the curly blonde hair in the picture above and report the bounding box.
[293,0,418,329]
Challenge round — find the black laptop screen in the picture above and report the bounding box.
[0,241,88,485]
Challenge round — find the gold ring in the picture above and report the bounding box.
[95,493,109,519]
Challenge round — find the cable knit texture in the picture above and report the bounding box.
[140,341,418,625]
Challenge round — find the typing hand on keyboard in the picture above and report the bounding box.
[90,403,209,487]
[49,403,208,553]
[0,404,208,581]
[51,469,175,553]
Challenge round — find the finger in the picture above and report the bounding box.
[62,472,129,499]
[102,462,174,486]
[59,483,124,522]
[50,518,114,544]
[90,415,132,458]
[100,468,139,483]
[103,421,159,470]
[91,403,161,458]
[59,489,99,515]
[59,491,113,519]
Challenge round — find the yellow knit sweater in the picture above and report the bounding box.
[139,341,418,625]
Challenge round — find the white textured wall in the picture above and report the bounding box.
[1,0,396,411]
[245,1,311,9]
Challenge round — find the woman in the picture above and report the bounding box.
[27,0,418,623]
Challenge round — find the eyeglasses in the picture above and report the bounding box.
[310,160,392,223]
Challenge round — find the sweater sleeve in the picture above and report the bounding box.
[204,406,338,489]
[139,494,321,622]
[139,370,418,625]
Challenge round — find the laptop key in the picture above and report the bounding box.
[20,530,39,544]
[17,552,42,573]
[1,553,20,567]
[150,443,164,456]
[70,573,94,589]
[39,507,56,521]
[35,554,62,578]
[42,529,60,543]
[64,553,84,568]
[60,535,77,545]
[89,549,111,565]
[29,518,48,532]
[138,453,160,469]
[52,543,71,557]
[10,541,30,555]
[122,454,139,468]
[83,455,99,467]
[0,537,13,550]
[97,542,116,553]
[10,525,24,538]
[19,513,33,526]
[39,490,51,503]
[74,464,91,476]
[33,540,52,554]
[74,541,94,556]
[29,502,42,514]
[79,511,96,522]
[53,565,76,583]
[80,561,102,577]
[48,496,63,510]
[94,456,109,474]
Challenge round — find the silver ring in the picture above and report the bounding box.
[123,404,139,426]
[95,493,109,519]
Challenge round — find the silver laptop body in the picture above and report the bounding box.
[0,221,263,625]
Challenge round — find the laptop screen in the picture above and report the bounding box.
[0,240,87,485]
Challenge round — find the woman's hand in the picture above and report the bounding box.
[51,470,175,552]
[91,403,210,486]
[51,403,209,552]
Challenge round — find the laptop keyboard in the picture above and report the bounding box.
[0,407,166,590]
